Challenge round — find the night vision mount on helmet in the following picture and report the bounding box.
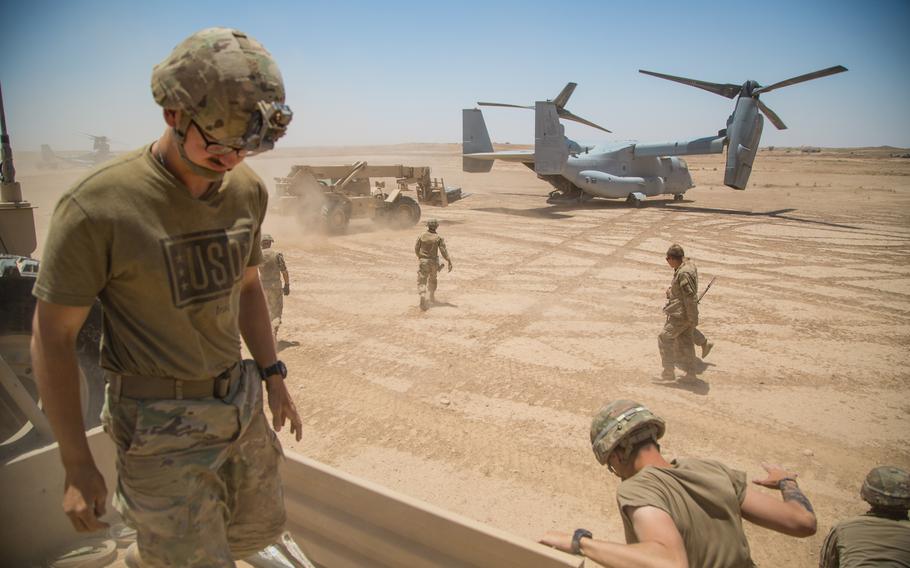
[151,27,292,157]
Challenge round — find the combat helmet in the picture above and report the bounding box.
[261,234,274,244]
[860,466,910,510]
[666,244,685,259]
[590,400,666,465]
[151,27,293,157]
[426,218,439,230]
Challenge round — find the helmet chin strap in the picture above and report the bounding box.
[173,117,225,181]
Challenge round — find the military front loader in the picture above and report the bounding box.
[274,162,464,233]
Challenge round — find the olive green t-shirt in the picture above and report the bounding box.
[819,515,910,567]
[33,145,266,380]
[617,458,755,568]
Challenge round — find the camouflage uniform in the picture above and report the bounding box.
[415,220,451,310]
[260,242,288,336]
[659,257,699,375]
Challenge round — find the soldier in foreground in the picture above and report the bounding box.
[260,234,290,341]
[659,244,712,380]
[819,466,910,567]
[540,400,817,566]
[30,28,310,566]
[415,218,452,310]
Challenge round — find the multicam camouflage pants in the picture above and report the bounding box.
[101,361,286,566]
[417,258,439,301]
[658,316,697,373]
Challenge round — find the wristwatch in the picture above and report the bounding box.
[571,528,592,555]
[260,360,288,380]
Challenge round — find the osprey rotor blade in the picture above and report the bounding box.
[639,69,742,99]
[559,109,611,134]
[754,65,847,95]
[756,99,787,130]
[552,82,578,109]
[476,102,534,109]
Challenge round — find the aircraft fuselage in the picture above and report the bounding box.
[545,146,694,200]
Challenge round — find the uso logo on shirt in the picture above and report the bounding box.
[161,227,251,308]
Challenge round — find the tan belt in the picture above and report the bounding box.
[109,363,241,401]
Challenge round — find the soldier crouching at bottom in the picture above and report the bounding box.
[540,400,817,566]
[415,218,452,311]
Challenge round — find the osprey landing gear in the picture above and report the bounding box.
[673,193,684,202]
[626,192,646,208]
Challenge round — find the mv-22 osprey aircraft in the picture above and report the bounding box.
[463,66,847,206]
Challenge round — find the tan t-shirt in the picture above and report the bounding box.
[819,515,910,567]
[33,145,266,380]
[617,458,755,568]
[415,231,449,261]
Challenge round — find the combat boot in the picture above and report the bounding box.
[701,342,714,358]
[419,296,428,311]
[660,368,675,381]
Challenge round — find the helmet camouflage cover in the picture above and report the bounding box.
[861,466,910,509]
[261,234,274,243]
[590,400,666,465]
[426,218,439,229]
[151,27,292,153]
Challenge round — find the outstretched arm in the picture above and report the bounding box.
[539,506,688,568]
[741,463,817,537]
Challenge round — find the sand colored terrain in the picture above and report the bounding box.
[18,145,910,567]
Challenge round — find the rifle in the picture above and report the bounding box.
[697,276,716,304]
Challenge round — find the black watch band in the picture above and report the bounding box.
[260,360,287,380]
[571,528,592,555]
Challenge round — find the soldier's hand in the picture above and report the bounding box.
[447,262,453,273]
[63,464,109,532]
[538,530,573,553]
[265,375,303,442]
[283,283,290,296]
[752,463,798,488]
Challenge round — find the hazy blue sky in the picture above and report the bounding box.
[2,0,908,151]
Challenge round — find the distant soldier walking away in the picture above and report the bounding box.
[540,400,818,567]
[415,218,452,310]
[260,234,290,340]
[819,465,910,567]
[659,244,713,380]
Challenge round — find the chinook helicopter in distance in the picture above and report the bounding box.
[463,66,847,206]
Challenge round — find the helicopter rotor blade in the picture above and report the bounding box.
[639,69,742,99]
[476,102,534,109]
[756,99,787,130]
[559,109,611,133]
[552,82,577,109]
[753,65,847,95]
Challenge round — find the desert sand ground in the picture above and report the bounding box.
[18,144,910,567]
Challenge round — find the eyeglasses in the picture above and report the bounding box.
[192,121,248,157]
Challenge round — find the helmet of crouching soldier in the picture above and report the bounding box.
[426,218,439,231]
[590,400,666,465]
[860,466,910,510]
